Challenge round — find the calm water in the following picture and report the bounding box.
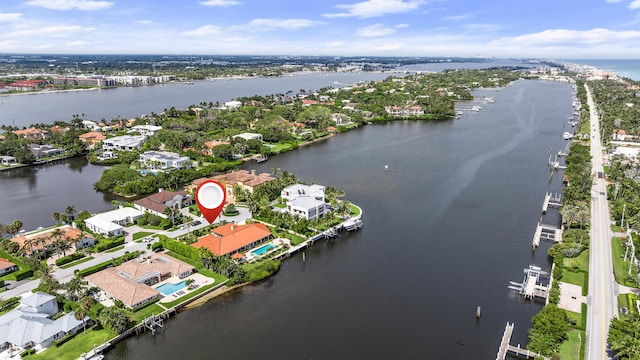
[565,59,640,81]
[103,79,573,359]
[0,157,117,229]
[0,72,394,128]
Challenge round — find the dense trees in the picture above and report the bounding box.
[527,305,569,356]
[609,313,640,360]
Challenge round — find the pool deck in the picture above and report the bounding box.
[158,273,215,303]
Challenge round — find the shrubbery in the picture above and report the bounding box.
[55,252,85,266]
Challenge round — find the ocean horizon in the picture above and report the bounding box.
[564,59,640,81]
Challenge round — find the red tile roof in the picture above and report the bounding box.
[192,223,271,256]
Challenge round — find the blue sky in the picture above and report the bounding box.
[1,0,640,58]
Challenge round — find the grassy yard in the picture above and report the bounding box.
[612,237,635,287]
[559,329,584,360]
[563,250,589,272]
[133,231,154,240]
[31,328,115,360]
[561,270,586,288]
[349,204,361,217]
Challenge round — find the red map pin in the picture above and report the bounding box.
[195,179,226,224]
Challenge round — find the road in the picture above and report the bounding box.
[585,83,618,360]
[0,206,252,299]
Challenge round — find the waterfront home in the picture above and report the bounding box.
[134,189,192,218]
[85,207,144,237]
[0,258,18,276]
[384,105,425,117]
[13,127,48,140]
[102,135,146,152]
[232,132,263,142]
[6,80,46,91]
[281,184,330,221]
[139,151,191,171]
[192,223,272,258]
[330,113,351,126]
[0,292,88,354]
[203,140,230,156]
[0,156,17,165]
[85,253,194,309]
[11,224,95,255]
[210,170,276,197]
[612,129,635,142]
[28,144,65,159]
[78,131,106,149]
[223,100,243,109]
[129,124,162,136]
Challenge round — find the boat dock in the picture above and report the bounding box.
[508,265,550,301]
[532,222,562,248]
[496,322,550,360]
[541,192,562,214]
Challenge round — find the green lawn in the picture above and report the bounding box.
[31,328,115,360]
[559,329,584,360]
[563,250,590,273]
[349,204,361,217]
[612,237,636,287]
[561,270,587,292]
[60,256,94,269]
[133,231,154,240]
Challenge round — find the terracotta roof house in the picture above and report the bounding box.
[85,253,194,309]
[0,258,18,276]
[191,223,271,258]
[11,225,95,255]
[13,128,48,140]
[213,170,276,196]
[78,131,106,148]
[134,189,192,218]
[0,292,88,353]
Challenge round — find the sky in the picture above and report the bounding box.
[1,0,640,59]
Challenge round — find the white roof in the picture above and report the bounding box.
[288,196,326,210]
[95,207,144,222]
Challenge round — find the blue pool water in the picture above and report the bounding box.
[156,281,186,295]
[251,243,274,256]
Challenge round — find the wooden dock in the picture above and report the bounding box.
[496,322,550,360]
[508,265,550,301]
[532,223,562,248]
[541,192,562,214]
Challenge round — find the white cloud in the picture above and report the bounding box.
[490,28,640,47]
[324,0,425,18]
[444,13,474,21]
[395,23,410,28]
[200,0,242,6]
[0,13,23,22]
[461,23,501,33]
[6,25,95,38]
[243,18,322,30]
[181,25,224,37]
[66,40,90,47]
[357,23,397,37]
[135,19,152,25]
[630,0,640,8]
[25,0,114,11]
[605,0,622,2]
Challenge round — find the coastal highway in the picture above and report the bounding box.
[585,84,618,360]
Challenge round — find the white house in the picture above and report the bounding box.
[129,125,162,136]
[85,207,144,237]
[286,196,330,221]
[102,135,146,151]
[139,151,191,170]
[0,156,17,165]
[281,184,329,221]
[0,292,88,354]
[281,184,326,202]
[233,133,263,142]
[224,100,243,109]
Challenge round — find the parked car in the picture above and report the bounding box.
[192,220,201,226]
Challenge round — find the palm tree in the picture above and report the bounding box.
[98,306,130,334]
[576,205,590,229]
[9,220,22,235]
[75,296,94,332]
[65,205,76,221]
[52,212,61,225]
[164,207,176,228]
[65,273,85,301]
[560,205,578,230]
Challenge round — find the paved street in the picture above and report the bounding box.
[585,84,618,360]
[0,205,252,299]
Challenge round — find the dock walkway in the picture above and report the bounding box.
[532,223,562,248]
[496,322,550,360]
[541,192,562,214]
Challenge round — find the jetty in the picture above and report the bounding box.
[532,222,562,248]
[496,322,550,360]
[508,265,550,301]
[541,192,562,214]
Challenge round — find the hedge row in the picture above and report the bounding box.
[94,237,125,252]
[55,252,85,266]
[10,269,33,281]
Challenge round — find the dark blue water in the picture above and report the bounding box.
[105,79,573,359]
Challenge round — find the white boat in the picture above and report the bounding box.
[563,132,572,140]
[343,218,363,231]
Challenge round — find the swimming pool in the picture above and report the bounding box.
[156,281,186,295]
[251,243,274,256]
